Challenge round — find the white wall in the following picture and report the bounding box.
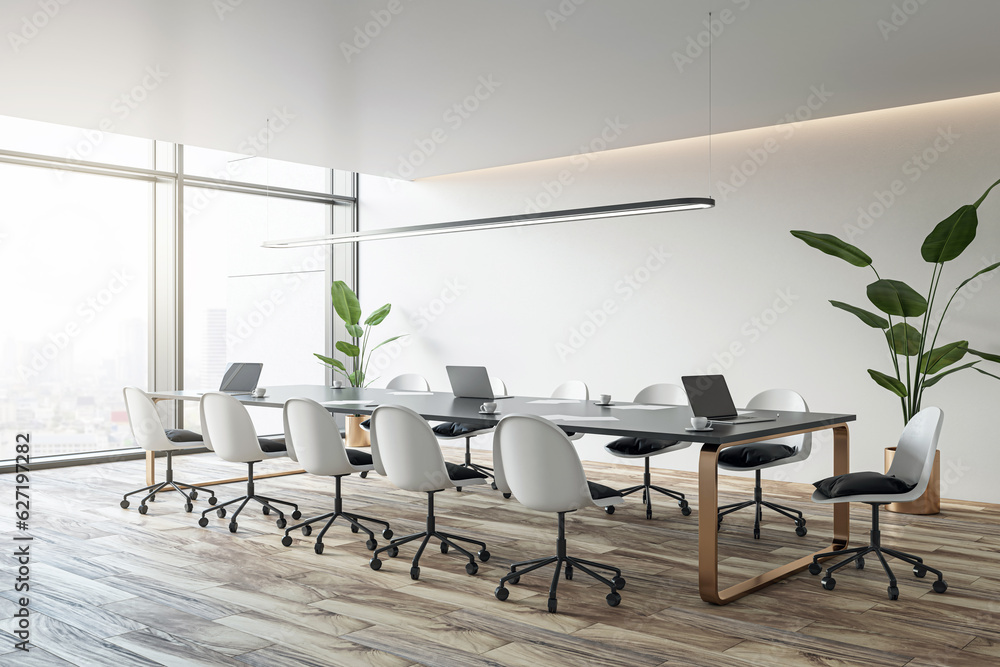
[358,92,1000,504]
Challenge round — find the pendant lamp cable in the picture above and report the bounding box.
[708,11,713,200]
[265,117,270,240]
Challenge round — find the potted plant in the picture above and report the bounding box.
[314,280,406,446]
[791,177,1000,513]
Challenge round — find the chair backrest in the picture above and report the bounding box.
[122,386,174,452]
[633,383,687,406]
[747,389,812,455]
[282,397,354,475]
[199,392,268,463]
[490,376,508,396]
[551,380,589,400]
[887,406,943,493]
[370,404,451,492]
[493,414,594,513]
[386,374,430,391]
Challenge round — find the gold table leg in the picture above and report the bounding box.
[698,423,851,605]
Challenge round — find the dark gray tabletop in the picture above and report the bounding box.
[149,385,855,445]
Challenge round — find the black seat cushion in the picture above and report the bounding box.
[445,462,488,481]
[257,437,287,453]
[345,448,373,467]
[360,418,371,429]
[719,443,796,468]
[433,422,483,438]
[164,428,202,443]
[814,471,916,498]
[589,481,623,501]
[606,436,679,457]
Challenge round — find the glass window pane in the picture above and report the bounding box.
[0,113,153,170]
[183,145,332,193]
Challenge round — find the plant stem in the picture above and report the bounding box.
[916,264,945,411]
[903,317,913,418]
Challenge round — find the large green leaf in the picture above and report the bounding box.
[345,323,365,338]
[973,176,1000,208]
[868,369,908,397]
[919,341,968,374]
[886,323,922,356]
[954,262,1000,292]
[313,353,346,372]
[830,300,889,329]
[335,340,361,357]
[368,334,407,354]
[364,303,392,326]
[330,281,362,325]
[967,348,1000,364]
[921,205,978,263]
[791,231,873,267]
[974,367,1000,381]
[922,362,978,388]
[867,279,928,317]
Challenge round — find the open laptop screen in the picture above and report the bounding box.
[219,362,263,393]
[682,374,739,419]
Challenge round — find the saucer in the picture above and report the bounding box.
[684,427,713,432]
[593,402,615,407]
[479,410,500,415]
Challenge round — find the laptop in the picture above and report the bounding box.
[446,365,512,399]
[681,374,777,424]
[200,362,263,396]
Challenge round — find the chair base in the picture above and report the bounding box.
[607,456,689,519]
[809,503,947,600]
[455,435,494,491]
[282,476,392,554]
[120,451,217,514]
[495,512,625,613]
[369,491,489,579]
[717,469,807,539]
[198,461,300,533]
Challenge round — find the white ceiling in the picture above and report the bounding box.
[2,0,1000,179]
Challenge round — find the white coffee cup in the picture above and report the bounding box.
[691,416,709,429]
[252,387,267,398]
[599,394,612,405]
[481,402,497,414]
[332,380,344,389]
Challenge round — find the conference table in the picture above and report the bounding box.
[148,384,854,605]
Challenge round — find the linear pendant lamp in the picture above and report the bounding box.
[261,196,714,248]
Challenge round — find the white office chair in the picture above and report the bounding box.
[492,414,625,613]
[602,383,691,519]
[280,397,393,554]
[716,389,812,539]
[808,407,947,600]
[120,387,217,514]
[433,376,507,489]
[368,405,490,580]
[360,373,431,431]
[196,392,302,533]
[551,380,589,441]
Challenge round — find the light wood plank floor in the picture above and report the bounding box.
[2,447,998,666]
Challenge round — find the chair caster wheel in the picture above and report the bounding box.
[466,562,478,576]
[360,471,368,479]
[262,506,270,515]
[795,525,808,537]
[613,576,626,590]
[120,500,130,509]
[281,535,292,547]
[508,574,520,586]
[455,487,462,493]
[302,525,312,537]
[604,505,615,515]
[606,592,621,607]
[932,580,948,594]
[808,562,822,576]
[410,566,420,580]
[148,495,155,502]
[913,564,927,578]
[478,550,490,562]
[681,506,692,517]
[291,510,302,520]
[856,557,865,570]
[495,586,509,601]
[198,517,209,528]
[753,528,760,540]
[315,542,325,555]
[351,523,360,534]
[887,585,899,600]
[275,518,287,529]
[564,566,573,581]
[366,538,377,551]
[138,505,148,515]
[189,491,198,500]
[502,493,511,499]
[387,546,399,558]
[547,598,557,613]
[382,528,393,540]
[228,522,238,533]
[184,502,193,513]
[369,557,381,570]
[217,508,227,519]
[491,481,498,490]
[679,499,689,509]
[440,542,449,554]
[821,577,836,591]
[208,496,218,506]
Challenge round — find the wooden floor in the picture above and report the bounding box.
[2,447,998,667]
